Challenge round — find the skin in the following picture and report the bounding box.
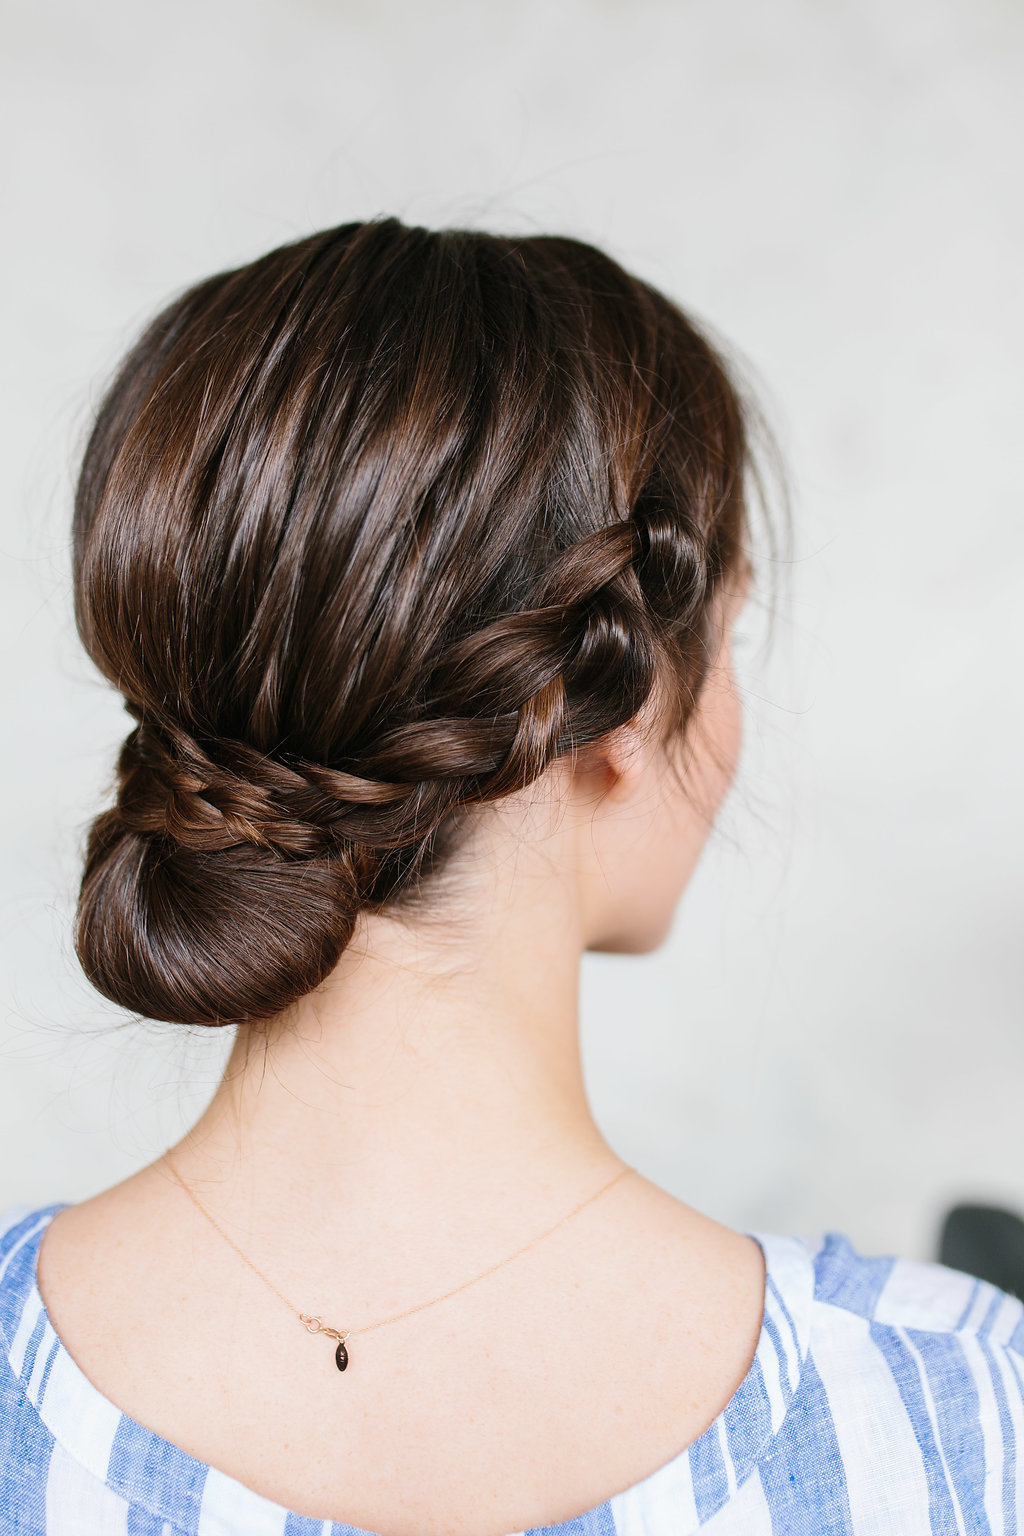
[37,571,765,1536]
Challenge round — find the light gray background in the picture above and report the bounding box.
[2,0,1021,1260]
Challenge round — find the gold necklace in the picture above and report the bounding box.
[164,1157,634,1373]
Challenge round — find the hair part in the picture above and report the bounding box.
[72,218,751,1026]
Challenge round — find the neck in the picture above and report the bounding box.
[169,807,622,1248]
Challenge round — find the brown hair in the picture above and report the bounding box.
[72,218,751,1027]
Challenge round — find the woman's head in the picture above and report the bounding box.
[72,219,754,1027]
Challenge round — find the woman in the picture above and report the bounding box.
[2,220,1020,1535]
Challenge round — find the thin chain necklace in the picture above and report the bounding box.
[164,1156,634,1373]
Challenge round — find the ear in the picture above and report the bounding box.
[570,720,652,807]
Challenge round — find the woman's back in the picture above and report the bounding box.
[22,1171,764,1534]
[5,1195,1023,1534]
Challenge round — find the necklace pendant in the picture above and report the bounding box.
[335,1338,349,1372]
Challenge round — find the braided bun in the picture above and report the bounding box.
[72,221,751,1025]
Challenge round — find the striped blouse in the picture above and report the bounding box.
[3,1201,1024,1535]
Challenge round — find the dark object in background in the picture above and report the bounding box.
[939,1204,1024,1298]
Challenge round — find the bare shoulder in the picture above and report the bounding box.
[36,1166,201,1380]
[614,1173,766,1351]
[38,1169,165,1291]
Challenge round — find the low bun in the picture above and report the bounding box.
[76,808,361,1027]
[72,219,753,1026]
[74,717,430,1026]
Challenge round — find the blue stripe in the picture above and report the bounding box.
[1009,1313,1024,1358]
[0,1209,43,1268]
[766,1274,801,1361]
[128,1506,173,1535]
[1008,1343,1024,1391]
[0,1215,47,1345]
[19,1308,47,1385]
[108,1414,209,1534]
[813,1233,895,1320]
[911,1327,992,1535]
[761,1305,794,1397]
[978,1291,1004,1343]
[955,1279,983,1333]
[0,1350,54,1534]
[35,1335,60,1405]
[975,1329,1017,1536]
[870,1322,961,1533]
[526,1499,617,1535]
[689,1416,730,1522]
[1006,1336,1024,1536]
[758,1351,853,1534]
[723,1353,773,1480]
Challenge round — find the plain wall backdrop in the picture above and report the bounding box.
[1,0,1021,1260]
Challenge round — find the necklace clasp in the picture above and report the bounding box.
[300,1314,348,1343]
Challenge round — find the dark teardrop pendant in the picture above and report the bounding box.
[335,1339,349,1372]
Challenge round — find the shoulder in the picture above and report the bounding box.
[808,1228,1024,1348]
[0,1203,68,1382]
[0,1204,67,1533]
[0,1202,65,1332]
[0,1202,70,1416]
[803,1229,1024,1419]
[754,1229,1024,1523]
[807,1231,1024,1440]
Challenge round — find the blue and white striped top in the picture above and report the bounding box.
[3,1201,1024,1535]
